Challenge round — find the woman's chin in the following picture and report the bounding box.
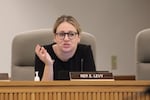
[62,47,72,52]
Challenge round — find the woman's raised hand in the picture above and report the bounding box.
[35,44,54,66]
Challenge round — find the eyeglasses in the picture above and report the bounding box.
[55,31,78,40]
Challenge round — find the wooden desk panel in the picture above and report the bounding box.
[0,81,150,100]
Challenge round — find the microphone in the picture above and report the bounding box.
[81,58,84,72]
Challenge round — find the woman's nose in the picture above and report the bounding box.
[64,34,70,40]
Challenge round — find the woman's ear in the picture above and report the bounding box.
[77,35,81,43]
[53,34,57,43]
[53,38,56,43]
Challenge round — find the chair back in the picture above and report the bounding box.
[135,28,150,80]
[11,29,96,80]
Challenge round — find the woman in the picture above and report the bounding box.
[35,15,96,81]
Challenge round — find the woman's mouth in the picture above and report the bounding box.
[63,43,70,48]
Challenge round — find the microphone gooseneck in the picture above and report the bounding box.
[81,58,84,72]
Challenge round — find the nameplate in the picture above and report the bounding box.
[69,71,114,81]
[0,73,9,81]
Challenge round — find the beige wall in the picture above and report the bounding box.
[0,0,150,77]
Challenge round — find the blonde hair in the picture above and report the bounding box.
[53,15,81,34]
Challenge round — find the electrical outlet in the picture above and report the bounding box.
[111,55,117,70]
